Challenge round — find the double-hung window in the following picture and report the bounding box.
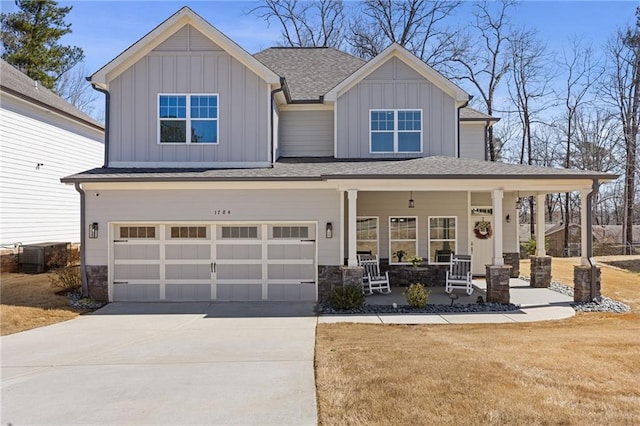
[356,217,378,256]
[389,217,417,264]
[370,109,422,153]
[159,94,218,144]
[428,217,457,264]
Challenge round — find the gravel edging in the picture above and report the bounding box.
[547,281,631,313]
[68,292,107,310]
[317,301,521,315]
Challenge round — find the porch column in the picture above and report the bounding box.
[347,189,358,267]
[535,193,546,257]
[580,188,591,266]
[491,189,504,265]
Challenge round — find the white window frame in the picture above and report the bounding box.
[427,216,457,265]
[158,93,219,145]
[356,216,379,256]
[369,109,423,154]
[388,216,418,265]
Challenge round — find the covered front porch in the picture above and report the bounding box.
[327,160,612,304]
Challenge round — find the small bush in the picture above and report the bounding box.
[404,283,430,308]
[327,284,365,310]
[49,264,81,293]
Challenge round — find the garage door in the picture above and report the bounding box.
[112,223,316,302]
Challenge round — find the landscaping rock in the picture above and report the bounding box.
[317,301,521,315]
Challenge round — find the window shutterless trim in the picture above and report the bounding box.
[369,109,423,154]
[427,216,457,265]
[388,216,418,265]
[356,216,379,255]
[157,93,219,145]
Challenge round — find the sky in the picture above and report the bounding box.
[1,0,638,116]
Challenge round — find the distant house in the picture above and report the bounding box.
[0,60,104,258]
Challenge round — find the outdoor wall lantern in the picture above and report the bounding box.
[515,197,522,210]
[89,222,99,239]
[506,214,512,223]
[408,191,415,208]
[325,222,333,239]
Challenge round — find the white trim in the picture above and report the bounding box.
[339,190,344,263]
[535,193,546,257]
[347,190,358,267]
[279,103,333,112]
[157,93,219,144]
[333,100,338,158]
[369,109,423,154]
[356,216,379,256]
[91,7,280,88]
[491,189,504,265]
[107,161,272,168]
[427,216,457,265]
[580,188,592,265]
[388,216,418,265]
[325,44,469,103]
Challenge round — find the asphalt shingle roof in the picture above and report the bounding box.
[460,108,497,121]
[254,47,366,101]
[0,59,104,130]
[62,156,616,183]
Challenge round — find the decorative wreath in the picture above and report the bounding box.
[474,221,493,240]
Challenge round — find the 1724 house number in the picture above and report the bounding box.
[214,210,231,215]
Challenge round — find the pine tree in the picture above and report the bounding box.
[1,0,84,90]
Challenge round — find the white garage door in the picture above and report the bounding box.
[112,223,317,302]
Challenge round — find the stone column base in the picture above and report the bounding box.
[86,265,108,301]
[574,265,601,302]
[342,266,363,288]
[485,265,512,304]
[530,256,552,288]
[503,253,520,278]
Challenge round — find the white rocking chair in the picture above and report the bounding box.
[445,254,474,295]
[357,255,391,295]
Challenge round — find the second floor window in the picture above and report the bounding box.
[159,94,218,144]
[370,109,422,153]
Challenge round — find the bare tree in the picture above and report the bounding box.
[55,62,96,116]
[251,0,345,47]
[555,37,602,254]
[347,0,462,68]
[602,8,640,253]
[450,0,516,161]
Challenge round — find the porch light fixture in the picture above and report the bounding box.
[325,222,333,239]
[89,222,99,239]
[506,214,511,223]
[516,197,522,210]
[408,192,415,208]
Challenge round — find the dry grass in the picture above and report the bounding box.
[0,272,81,336]
[315,256,640,425]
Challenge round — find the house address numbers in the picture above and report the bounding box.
[214,210,231,215]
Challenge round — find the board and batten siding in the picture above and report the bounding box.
[83,188,341,266]
[279,110,333,157]
[0,96,103,245]
[460,122,486,160]
[351,191,469,260]
[336,57,456,159]
[108,25,269,166]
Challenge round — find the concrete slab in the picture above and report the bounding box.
[379,314,449,324]
[1,302,317,426]
[317,315,383,324]
[441,313,516,324]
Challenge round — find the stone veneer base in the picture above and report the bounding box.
[530,256,552,288]
[485,265,512,304]
[86,265,108,301]
[573,265,601,303]
[503,253,520,278]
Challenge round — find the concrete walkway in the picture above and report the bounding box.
[318,279,576,325]
[1,302,318,426]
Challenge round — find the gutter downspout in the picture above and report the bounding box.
[270,77,286,165]
[456,98,471,158]
[587,178,600,302]
[74,182,88,298]
[88,79,110,168]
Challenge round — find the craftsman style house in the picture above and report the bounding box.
[63,7,613,303]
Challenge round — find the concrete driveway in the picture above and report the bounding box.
[1,302,318,425]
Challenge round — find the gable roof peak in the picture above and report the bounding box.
[90,7,280,89]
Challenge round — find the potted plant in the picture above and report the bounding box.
[407,255,423,268]
[394,250,407,262]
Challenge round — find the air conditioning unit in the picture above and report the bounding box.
[19,242,70,274]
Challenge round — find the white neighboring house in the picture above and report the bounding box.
[0,59,104,249]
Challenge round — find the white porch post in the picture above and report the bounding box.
[580,188,592,266]
[536,193,546,257]
[492,189,504,265]
[347,189,358,267]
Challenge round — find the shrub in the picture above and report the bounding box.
[327,284,365,310]
[49,264,81,293]
[403,283,430,308]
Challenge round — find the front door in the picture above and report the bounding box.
[470,207,493,276]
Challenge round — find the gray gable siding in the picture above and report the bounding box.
[279,110,333,157]
[460,122,486,160]
[336,57,456,159]
[108,25,269,166]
